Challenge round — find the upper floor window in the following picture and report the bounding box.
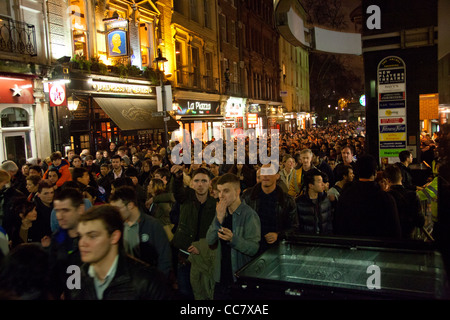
[174,0,186,15]
[203,0,211,28]
[139,22,155,68]
[70,0,88,57]
[190,0,199,23]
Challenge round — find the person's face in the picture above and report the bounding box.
[103,151,109,158]
[110,199,131,222]
[341,148,353,164]
[151,157,161,166]
[154,173,166,185]
[54,199,82,231]
[78,172,90,186]
[78,219,119,264]
[72,158,82,168]
[142,163,150,172]
[217,182,240,208]
[86,159,93,166]
[284,158,295,170]
[300,153,312,167]
[309,175,325,194]
[191,173,210,197]
[48,171,59,184]
[22,165,29,176]
[209,164,219,176]
[53,158,62,166]
[21,207,37,222]
[100,166,109,176]
[132,156,139,164]
[38,187,54,205]
[26,180,38,193]
[68,151,75,159]
[345,169,355,182]
[29,169,41,176]
[110,143,116,152]
[260,165,279,189]
[96,151,102,160]
[407,154,413,165]
[111,158,121,170]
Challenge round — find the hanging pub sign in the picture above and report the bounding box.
[105,18,129,58]
[377,56,407,163]
[48,82,67,107]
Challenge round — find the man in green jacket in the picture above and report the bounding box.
[170,165,217,300]
[207,173,261,300]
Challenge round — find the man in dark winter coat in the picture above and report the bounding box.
[384,165,425,239]
[334,154,402,239]
[295,168,334,235]
[242,163,298,253]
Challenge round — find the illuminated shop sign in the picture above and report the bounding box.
[91,81,154,95]
[176,99,220,115]
[225,97,246,118]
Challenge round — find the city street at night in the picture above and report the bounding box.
[0,0,450,309]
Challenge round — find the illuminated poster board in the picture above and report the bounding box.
[377,56,407,162]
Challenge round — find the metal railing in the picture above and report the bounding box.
[176,70,219,92]
[0,15,37,56]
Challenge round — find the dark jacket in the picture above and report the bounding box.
[132,211,172,277]
[170,175,217,251]
[295,192,334,235]
[334,180,402,239]
[69,252,171,300]
[47,228,82,298]
[0,186,24,237]
[388,185,425,239]
[241,183,298,239]
[395,162,416,191]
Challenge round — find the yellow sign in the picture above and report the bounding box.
[379,132,406,142]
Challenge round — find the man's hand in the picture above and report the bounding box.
[218,227,233,242]
[170,164,184,178]
[216,199,227,224]
[264,232,278,244]
[187,245,199,255]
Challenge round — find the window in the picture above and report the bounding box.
[190,0,199,23]
[175,40,184,84]
[231,21,236,47]
[0,0,11,17]
[1,107,29,127]
[70,0,88,57]
[219,14,228,43]
[174,0,185,15]
[191,46,200,87]
[139,22,154,67]
[203,0,211,28]
[205,52,213,89]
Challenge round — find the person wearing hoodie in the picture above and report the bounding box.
[43,152,72,188]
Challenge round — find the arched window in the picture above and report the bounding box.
[0,107,29,128]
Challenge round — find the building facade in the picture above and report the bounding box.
[0,0,52,164]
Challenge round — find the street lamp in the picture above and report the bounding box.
[153,48,170,160]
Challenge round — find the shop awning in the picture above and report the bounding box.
[94,97,179,132]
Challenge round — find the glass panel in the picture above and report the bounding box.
[1,107,29,127]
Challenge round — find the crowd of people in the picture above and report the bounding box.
[0,121,445,300]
